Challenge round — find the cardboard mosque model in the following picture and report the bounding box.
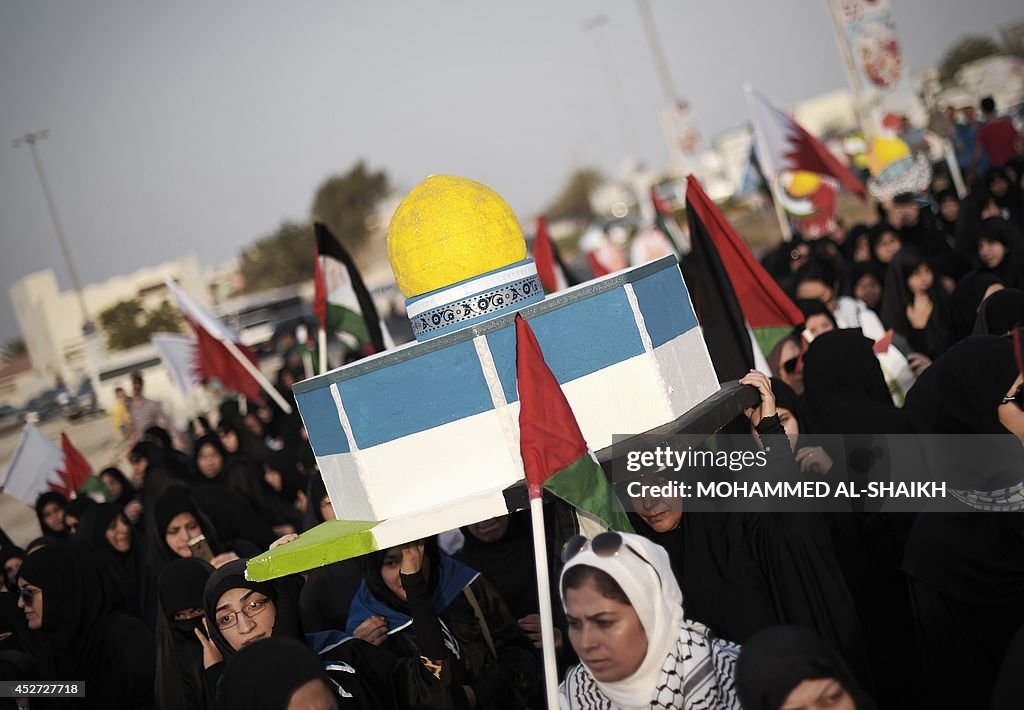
[246,175,720,580]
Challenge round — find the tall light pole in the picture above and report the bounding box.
[635,0,676,104]
[12,130,94,334]
[582,15,640,159]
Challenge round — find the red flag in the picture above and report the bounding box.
[587,251,611,278]
[515,315,588,497]
[532,216,567,293]
[685,177,804,333]
[747,87,866,199]
[56,433,92,496]
[313,241,327,328]
[189,317,262,401]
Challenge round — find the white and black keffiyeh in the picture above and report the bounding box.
[559,618,740,710]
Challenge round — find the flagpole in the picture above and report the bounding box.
[318,327,328,376]
[941,138,967,199]
[743,85,794,242]
[528,490,561,709]
[220,339,294,414]
[824,0,873,139]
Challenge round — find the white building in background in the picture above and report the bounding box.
[8,256,205,396]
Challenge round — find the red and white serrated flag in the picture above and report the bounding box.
[745,86,866,199]
[151,333,201,395]
[0,425,92,504]
[163,278,262,401]
[533,216,573,294]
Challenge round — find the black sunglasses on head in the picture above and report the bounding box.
[562,531,663,588]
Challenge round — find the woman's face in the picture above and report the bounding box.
[778,406,800,451]
[165,512,202,558]
[244,414,263,437]
[4,557,22,588]
[805,314,834,338]
[105,514,132,553]
[781,677,855,710]
[565,577,648,683]
[979,239,1007,269]
[989,176,1009,198]
[131,455,148,481]
[380,544,430,601]
[874,231,902,264]
[907,263,934,295]
[220,429,239,454]
[629,475,682,533]
[998,374,1024,440]
[852,234,871,263]
[939,197,959,222]
[215,588,277,652]
[319,495,335,522]
[466,515,510,543]
[196,443,223,479]
[101,472,124,501]
[41,502,65,533]
[854,274,882,309]
[777,339,805,397]
[264,468,283,492]
[16,579,43,630]
[795,280,833,304]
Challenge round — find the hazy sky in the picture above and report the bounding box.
[1,1,1020,344]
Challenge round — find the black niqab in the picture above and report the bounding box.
[156,557,214,710]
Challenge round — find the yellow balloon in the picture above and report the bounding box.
[388,175,527,298]
[868,138,912,178]
[786,171,822,198]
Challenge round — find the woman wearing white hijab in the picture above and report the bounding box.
[558,531,741,710]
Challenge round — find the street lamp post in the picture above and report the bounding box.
[582,15,640,160]
[12,130,94,334]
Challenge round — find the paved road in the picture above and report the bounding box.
[0,414,125,547]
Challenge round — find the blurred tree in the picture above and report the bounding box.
[939,36,1002,85]
[99,299,184,350]
[546,168,605,221]
[310,161,391,253]
[238,221,316,293]
[144,300,184,333]
[99,299,146,350]
[1,338,26,362]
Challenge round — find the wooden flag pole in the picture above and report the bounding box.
[220,338,293,414]
[529,490,561,709]
[318,327,328,376]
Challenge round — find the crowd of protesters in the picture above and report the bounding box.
[0,98,1022,709]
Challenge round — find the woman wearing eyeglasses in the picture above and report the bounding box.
[559,530,742,710]
[16,540,157,708]
[196,558,406,709]
[902,335,1024,707]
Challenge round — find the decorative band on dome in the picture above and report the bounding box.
[407,261,544,341]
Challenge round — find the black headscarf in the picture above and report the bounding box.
[973,288,1024,336]
[264,449,305,506]
[866,223,900,268]
[736,625,877,710]
[0,548,24,590]
[802,330,909,435]
[78,503,143,615]
[201,558,278,660]
[844,262,886,312]
[63,495,97,532]
[457,512,539,620]
[950,270,1004,342]
[156,558,214,710]
[33,492,68,538]
[147,486,221,571]
[218,636,331,710]
[794,299,837,329]
[880,248,952,358]
[99,466,136,507]
[303,473,330,532]
[356,538,443,616]
[978,217,1024,289]
[192,434,228,486]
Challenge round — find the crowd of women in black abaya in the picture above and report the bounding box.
[1,160,1024,709]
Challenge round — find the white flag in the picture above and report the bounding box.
[152,332,200,396]
[0,423,65,505]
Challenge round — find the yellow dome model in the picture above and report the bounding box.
[867,137,911,178]
[388,175,527,298]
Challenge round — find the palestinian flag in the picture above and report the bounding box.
[651,186,687,254]
[516,314,632,532]
[164,278,262,401]
[532,216,578,294]
[681,177,804,381]
[587,251,611,278]
[745,86,866,199]
[0,426,101,504]
[314,223,387,354]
